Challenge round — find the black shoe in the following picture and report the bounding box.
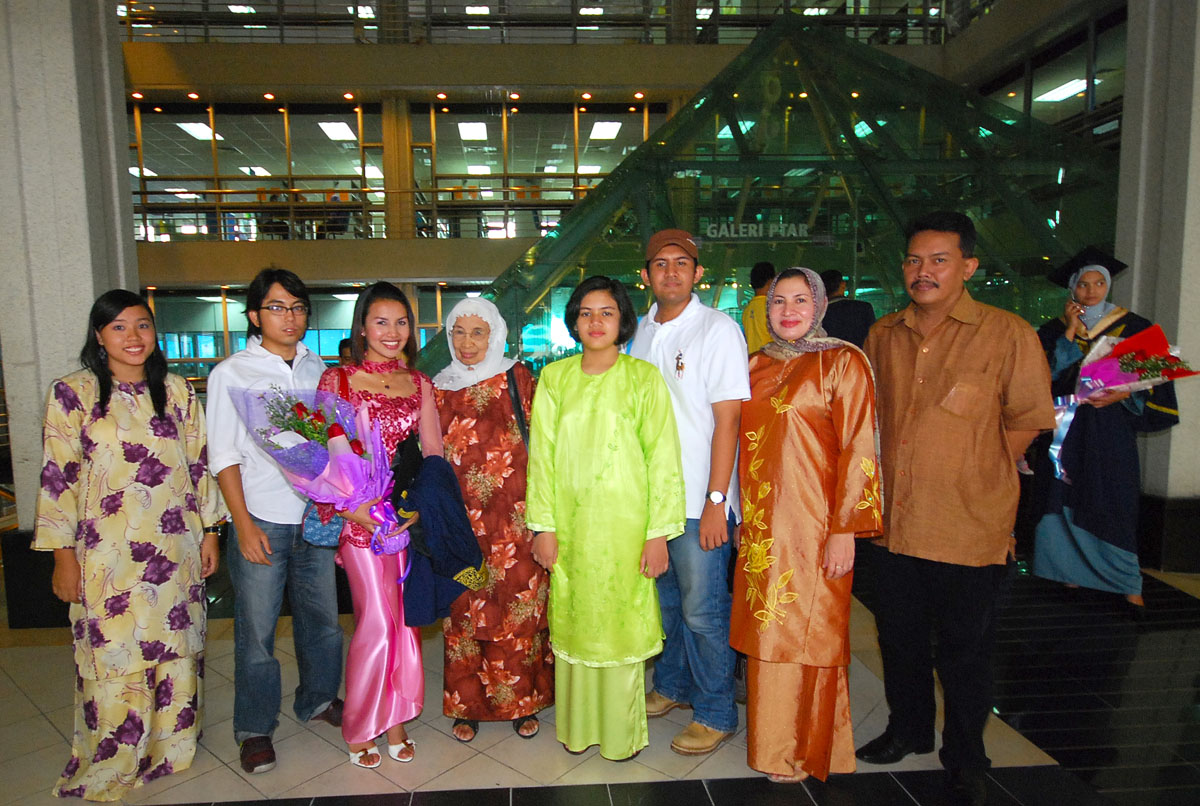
[310,697,344,727]
[854,729,934,765]
[239,735,276,774]
[947,768,988,806]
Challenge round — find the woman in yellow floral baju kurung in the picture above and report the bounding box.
[34,291,226,801]
[731,268,882,783]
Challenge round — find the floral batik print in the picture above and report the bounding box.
[436,367,553,721]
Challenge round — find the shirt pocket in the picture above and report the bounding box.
[936,371,996,421]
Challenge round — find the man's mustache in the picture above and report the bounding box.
[910,278,940,289]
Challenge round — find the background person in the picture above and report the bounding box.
[432,298,552,743]
[206,268,344,775]
[319,282,443,768]
[819,269,876,349]
[732,267,882,783]
[35,289,226,800]
[741,261,776,353]
[1029,249,1179,614]
[526,275,685,761]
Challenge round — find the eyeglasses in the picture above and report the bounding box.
[260,304,310,317]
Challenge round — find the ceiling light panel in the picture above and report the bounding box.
[318,121,357,140]
[589,121,622,139]
[176,122,224,141]
[458,122,489,140]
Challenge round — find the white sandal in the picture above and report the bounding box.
[387,738,416,763]
[348,746,381,769]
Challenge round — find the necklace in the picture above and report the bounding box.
[361,358,403,390]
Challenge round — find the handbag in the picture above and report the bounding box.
[302,501,342,547]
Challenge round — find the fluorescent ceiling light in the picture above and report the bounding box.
[458,122,489,140]
[466,291,482,298]
[578,165,602,174]
[550,143,568,150]
[165,188,201,199]
[128,167,157,177]
[696,7,712,18]
[576,25,599,30]
[243,24,267,28]
[467,25,491,29]
[1093,119,1119,135]
[803,7,831,15]
[467,165,492,175]
[228,5,256,13]
[196,295,224,302]
[716,120,755,139]
[853,119,887,138]
[117,5,127,16]
[318,121,357,140]
[1034,78,1093,102]
[589,121,622,140]
[543,166,558,173]
[465,5,490,13]
[579,7,604,14]
[353,165,384,180]
[333,293,361,301]
[784,168,813,177]
[176,122,224,141]
[238,166,271,176]
[347,5,375,18]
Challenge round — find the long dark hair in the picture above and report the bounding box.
[245,267,311,338]
[350,282,419,365]
[81,289,169,419]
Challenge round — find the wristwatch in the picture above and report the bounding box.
[706,490,726,506]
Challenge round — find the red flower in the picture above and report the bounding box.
[327,423,346,439]
[349,438,364,456]
[312,410,326,425]
[293,402,309,418]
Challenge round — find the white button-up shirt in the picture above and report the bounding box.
[629,294,750,520]
[205,336,328,524]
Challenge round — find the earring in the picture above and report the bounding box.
[98,345,108,362]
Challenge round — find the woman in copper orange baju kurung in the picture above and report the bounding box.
[731,267,882,783]
[432,298,552,743]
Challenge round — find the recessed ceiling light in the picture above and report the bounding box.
[590,121,621,139]
[579,7,603,14]
[465,5,490,13]
[634,91,645,99]
[436,92,447,100]
[1007,91,1017,97]
[467,165,491,175]
[343,92,355,100]
[458,122,488,140]
[851,91,860,98]
[318,121,357,140]
[131,92,144,100]
[228,5,256,12]
[277,107,286,113]
[187,92,199,100]
[799,92,808,98]
[441,106,449,113]
[176,122,224,140]
[581,92,592,100]
[263,92,275,100]
[509,92,520,100]
[510,107,518,113]
[628,106,636,112]
[153,106,163,112]
[579,106,587,112]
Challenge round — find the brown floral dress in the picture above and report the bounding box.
[436,365,553,721]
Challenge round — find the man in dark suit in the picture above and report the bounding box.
[819,269,876,348]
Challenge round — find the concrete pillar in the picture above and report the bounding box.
[382,95,416,239]
[1115,1,1200,568]
[0,0,135,528]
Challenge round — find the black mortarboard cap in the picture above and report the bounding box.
[1048,246,1128,289]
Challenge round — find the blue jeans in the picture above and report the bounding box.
[652,516,737,733]
[227,516,343,743]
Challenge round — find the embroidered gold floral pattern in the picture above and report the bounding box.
[855,457,882,523]
[738,411,795,632]
[468,382,500,413]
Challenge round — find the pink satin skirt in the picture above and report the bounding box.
[339,544,424,744]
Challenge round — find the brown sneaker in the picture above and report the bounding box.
[645,690,688,718]
[239,735,276,774]
[310,698,344,728]
[669,721,733,756]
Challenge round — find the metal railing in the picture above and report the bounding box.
[117,1,994,47]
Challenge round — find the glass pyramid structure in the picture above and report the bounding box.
[417,15,1119,374]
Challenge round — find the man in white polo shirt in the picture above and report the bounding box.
[206,268,343,775]
[629,229,750,756]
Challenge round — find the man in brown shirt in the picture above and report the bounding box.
[857,212,1054,806]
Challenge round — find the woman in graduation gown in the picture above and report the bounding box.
[730,267,882,783]
[1029,251,1179,610]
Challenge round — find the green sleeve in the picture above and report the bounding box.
[525,364,559,533]
[637,366,686,541]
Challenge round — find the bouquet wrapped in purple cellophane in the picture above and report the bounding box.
[229,388,410,569]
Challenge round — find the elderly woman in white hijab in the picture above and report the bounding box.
[1029,250,1179,614]
[432,298,552,743]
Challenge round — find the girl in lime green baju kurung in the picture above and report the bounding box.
[526,278,685,761]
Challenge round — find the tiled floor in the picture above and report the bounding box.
[4,558,1199,805]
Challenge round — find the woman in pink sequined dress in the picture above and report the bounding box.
[318,282,443,769]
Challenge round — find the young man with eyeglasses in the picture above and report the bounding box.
[206,268,344,774]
